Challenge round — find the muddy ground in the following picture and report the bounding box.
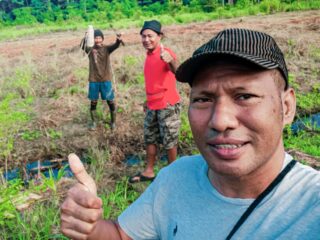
[0,10,319,173]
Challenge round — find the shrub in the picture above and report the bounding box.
[12,7,37,25]
[259,0,281,14]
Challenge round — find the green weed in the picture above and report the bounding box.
[135,73,145,85]
[124,55,138,67]
[0,194,64,239]
[73,67,88,81]
[0,94,31,158]
[86,147,110,183]
[68,85,86,95]
[47,129,62,140]
[21,130,42,141]
[286,38,297,58]
[0,179,22,225]
[102,178,141,219]
[288,73,300,90]
[0,166,70,239]
[284,128,320,157]
[309,45,320,61]
[296,91,320,113]
[179,110,193,146]
[288,73,320,113]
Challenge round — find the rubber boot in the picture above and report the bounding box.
[89,110,97,130]
[110,110,116,130]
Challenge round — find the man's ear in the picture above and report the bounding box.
[282,87,296,126]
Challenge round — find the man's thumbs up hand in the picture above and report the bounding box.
[60,153,103,239]
[160,44,174,63]
[69,153,97,195]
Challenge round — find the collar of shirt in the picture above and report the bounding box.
[147,45,161,55]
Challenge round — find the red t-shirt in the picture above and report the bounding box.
[144,46,180,110]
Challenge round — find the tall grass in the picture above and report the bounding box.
[0,155,145,239]
[0,58,36,163]
[0,167,67,239]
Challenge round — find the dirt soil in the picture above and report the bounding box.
[0,10,319,173]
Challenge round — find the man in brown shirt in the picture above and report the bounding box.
[85,29,122,130]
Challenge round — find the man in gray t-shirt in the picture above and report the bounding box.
[119,153,319,239]
[60,29,320,240]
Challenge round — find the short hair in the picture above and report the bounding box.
[272,69,287,91]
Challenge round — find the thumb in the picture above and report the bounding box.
[68,153,97,196]
[160,43,164,54]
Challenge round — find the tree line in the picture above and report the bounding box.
[0,0,305,26]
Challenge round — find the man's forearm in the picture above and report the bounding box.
[108,40,121,53]
[169,59,178,73]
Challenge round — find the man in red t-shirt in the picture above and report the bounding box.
[129,20,181,183]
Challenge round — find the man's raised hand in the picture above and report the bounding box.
[160,43,174,63]
[68,153,97,195]
[60,153,103,240]
[116,33,125,46]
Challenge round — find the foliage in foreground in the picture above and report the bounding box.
[0,168,66,239]
[0,164,143,239]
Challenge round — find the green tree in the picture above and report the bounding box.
[200,0,220,11]
[79,0,96,20]
[12,6,37,24]
[236,0,253,8]
[145,1,165,14]
[64,4,83,21]
[95,0,113,20]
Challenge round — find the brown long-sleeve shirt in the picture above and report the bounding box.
[86,39,121,82]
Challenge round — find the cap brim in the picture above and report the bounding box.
[176,51,279,85]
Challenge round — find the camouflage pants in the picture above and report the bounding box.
[144,103,181,149]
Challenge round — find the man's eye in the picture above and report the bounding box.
[192,98,210,103]
[237,94,256,100]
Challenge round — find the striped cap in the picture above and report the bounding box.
[176,28,288,89]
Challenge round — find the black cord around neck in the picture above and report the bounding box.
[225,159,297,240]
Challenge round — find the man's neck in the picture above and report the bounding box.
[208,152,286,199]
[147,45,160,54]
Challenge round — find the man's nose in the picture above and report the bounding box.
[208,99,239,132]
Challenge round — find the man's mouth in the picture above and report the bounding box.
[206,140,249,159]
[212,144,244,149]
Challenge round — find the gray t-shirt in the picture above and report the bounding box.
[118,153,320,240]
